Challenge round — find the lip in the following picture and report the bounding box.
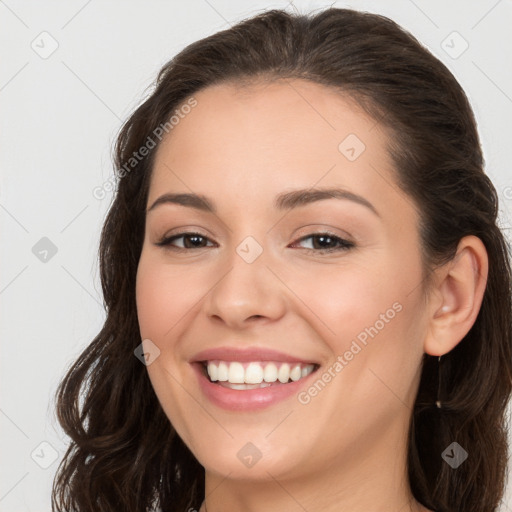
[191,346,318,365]
[190,347,319,411]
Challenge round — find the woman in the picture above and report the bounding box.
[51,7,512,512]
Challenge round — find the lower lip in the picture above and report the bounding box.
[192,363,317,411]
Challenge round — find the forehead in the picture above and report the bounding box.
[148,79,410,220]
[157,79,382,155]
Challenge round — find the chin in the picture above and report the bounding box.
[184,432,309,482]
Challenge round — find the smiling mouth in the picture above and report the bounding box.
[201,360,319,390]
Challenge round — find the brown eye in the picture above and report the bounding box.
[291,233,354,253]
[156,232,215,250]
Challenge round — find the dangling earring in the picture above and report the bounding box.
[435,355,442,409]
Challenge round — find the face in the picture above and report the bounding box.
[136,79,428,482]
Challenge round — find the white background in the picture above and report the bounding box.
[1,1,511,510]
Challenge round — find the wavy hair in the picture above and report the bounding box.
[52,7,512,512]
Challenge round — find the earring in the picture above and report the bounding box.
[435,355,442,409]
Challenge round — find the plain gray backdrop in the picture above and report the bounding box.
[1,1,511,510]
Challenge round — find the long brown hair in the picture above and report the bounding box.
[52,7,512,512]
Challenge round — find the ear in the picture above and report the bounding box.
[423,235,489,357]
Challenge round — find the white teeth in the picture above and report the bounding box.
[228,362,245,384]
[290,365,302,381]
[278,363,290,383]
[207,362,218,381]
[263,363,278,382]
[219,382,273,390]
[245,362,264,384]
[217,362,229,382]
[301,365,314,378]
[205,360,316,386]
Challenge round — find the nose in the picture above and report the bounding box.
[203,242,288,330]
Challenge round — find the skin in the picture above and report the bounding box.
[135,79,488,512]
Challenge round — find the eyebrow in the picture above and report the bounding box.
[146,187,380,217]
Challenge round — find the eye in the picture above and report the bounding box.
[290,232,354,253]
[155,231,354,254]
[155,232,216,251]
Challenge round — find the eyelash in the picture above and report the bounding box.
[155,231,355,254]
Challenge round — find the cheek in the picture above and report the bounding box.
[281,262,397,345]
[135,254,204,443]
[287,267,423,434]
[135,261,170,339]
[284,254,423,373]
[135,254,204,340]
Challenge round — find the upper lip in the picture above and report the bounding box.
[191,347,318,365]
